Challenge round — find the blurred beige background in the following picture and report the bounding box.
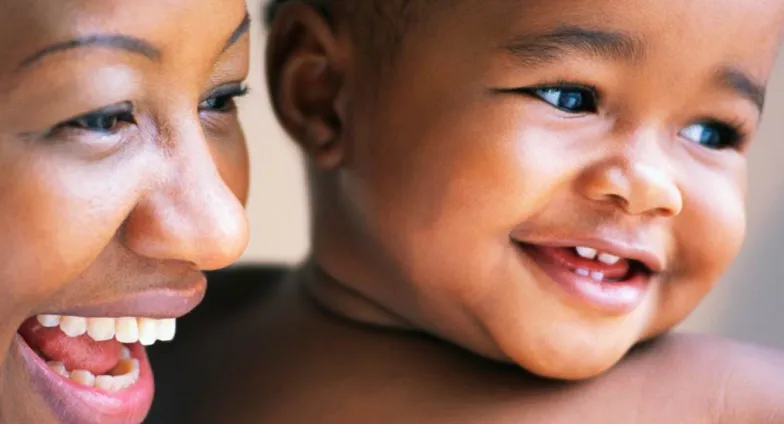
[239,1,784,348]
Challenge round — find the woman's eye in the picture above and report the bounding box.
[679,121,742,150]
[69,114,119,132]
[531,87,598,114]
[59,102,135,134]
[199,84,249,113]
[200,95,235,112]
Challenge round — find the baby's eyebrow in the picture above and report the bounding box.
[715,66,766,113]
[500,26,766,113]
[500,25,645,67]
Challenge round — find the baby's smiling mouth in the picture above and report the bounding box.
[538,245,652,283]
[18,315,175,392]
[514,238,663,314]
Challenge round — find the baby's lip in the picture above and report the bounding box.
[511,236,665,274]
[32,273,207,319]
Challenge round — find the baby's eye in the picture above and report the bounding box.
[59,102,135,134]
[531,87,598,114]
[679,121,742,150]
[199,83,249,113]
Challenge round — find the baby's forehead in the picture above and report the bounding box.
[401,0,782,81]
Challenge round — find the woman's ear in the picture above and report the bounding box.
[265,3,348,170]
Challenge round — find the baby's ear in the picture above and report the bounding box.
[265,2,348,170]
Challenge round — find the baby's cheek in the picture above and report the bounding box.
[682,185,746,281]
[642,182,746,338]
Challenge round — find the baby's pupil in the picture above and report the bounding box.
[698,126,719,147]
[559,91,584,110]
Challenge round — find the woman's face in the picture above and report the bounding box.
[0,1,250,423]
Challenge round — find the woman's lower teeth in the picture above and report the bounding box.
[47,346,140,392]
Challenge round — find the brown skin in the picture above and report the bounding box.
[0,0,250,422]
[270,0,783,379]
[147,267,784,424]
[148,0,784,422]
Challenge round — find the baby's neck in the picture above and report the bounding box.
[298,259,417,331]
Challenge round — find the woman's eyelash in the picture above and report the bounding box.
[40,83,249,139]
[50,102,135,136]
[199,84,250,113]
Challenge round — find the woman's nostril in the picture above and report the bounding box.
[121,182,248,269]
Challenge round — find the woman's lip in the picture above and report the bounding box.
[13,334,154,424]
[34,274,207,318]
[518,243,651,315]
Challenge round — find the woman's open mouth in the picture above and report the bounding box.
[19,315,174,391]
[14,318,160,424]
[10,280,206,424]
[515,241,661,314]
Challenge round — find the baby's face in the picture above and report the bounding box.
[308,0,783,379]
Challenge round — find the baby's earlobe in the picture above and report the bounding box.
[306,119,342,169]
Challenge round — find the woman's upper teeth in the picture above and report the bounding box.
[574,246,622,265]
[36,315,176,346]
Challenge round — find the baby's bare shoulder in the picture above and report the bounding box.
[616,334,784,423]
[477,334,784,424]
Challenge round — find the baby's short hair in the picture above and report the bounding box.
[264,0,432,65]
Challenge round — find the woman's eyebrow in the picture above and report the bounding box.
[18,35,161,69]
[222,12,251,53]
[17,10,250,70]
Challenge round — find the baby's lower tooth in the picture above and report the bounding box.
[71,370,96,387]
[156,319,176,342]
[115,318,139,344]
[87,318,116,342]
[120,346,131,359]
[138,318,158,346]
[37,315,61,328]
[591,272,605,281]
[576,268,590,277]
[60,316,87,338]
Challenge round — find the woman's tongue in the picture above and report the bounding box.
[18,318,123,375]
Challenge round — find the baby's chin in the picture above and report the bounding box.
[477,319,653,381]
[511,346,631,381]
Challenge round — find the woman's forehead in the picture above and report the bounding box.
[0,0,248,69]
